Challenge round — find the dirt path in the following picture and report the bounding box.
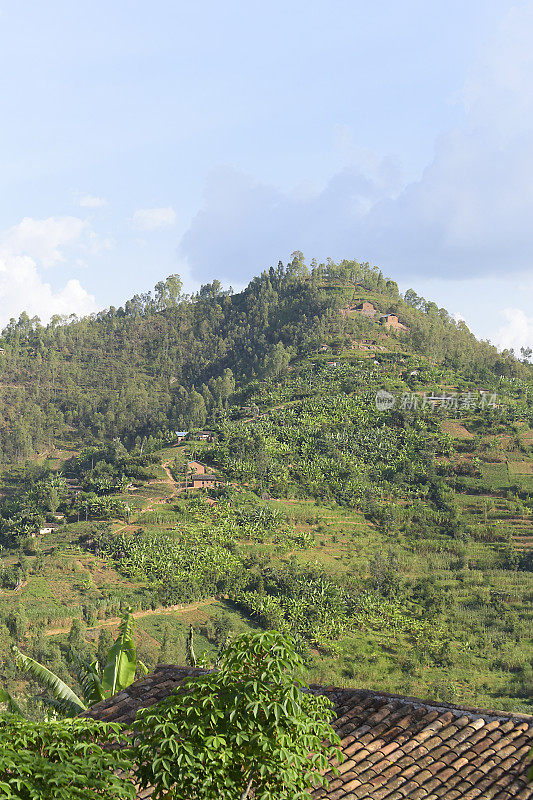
[44,597,216,637]
[112,461,179,534]
[161,462,176,486]
[0,579,28,596]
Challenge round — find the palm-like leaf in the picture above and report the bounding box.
[102,609,137,695]
[12,646,86,716]
[0,688,25,717]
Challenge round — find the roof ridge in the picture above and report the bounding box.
[150,666,532,723]
[308,685,533,723]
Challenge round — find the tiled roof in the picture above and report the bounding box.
[83,666,533,799]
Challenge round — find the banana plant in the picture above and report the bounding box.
[11,648,87,716]
[101,610,141,695]
[9,608,147,717]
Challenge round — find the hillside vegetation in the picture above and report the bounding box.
[0,254,531,716]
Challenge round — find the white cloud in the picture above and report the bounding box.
[0,216,98,327]
[1,216,88,268]
[79,194,108,208]
[132,206,176,231]
[180,163,401,285]
[494,308,533,355]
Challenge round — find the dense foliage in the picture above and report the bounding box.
[0,256,531,717]
[133,630,342,800]
[11,609,146,716]
[0,716,135,799]
[0,256,529,462]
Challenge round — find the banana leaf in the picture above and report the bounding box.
[102,610,137,695]
[12,646,86,716]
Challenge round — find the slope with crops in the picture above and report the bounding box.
[0,255,531,717]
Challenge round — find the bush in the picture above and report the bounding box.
[0,716,135,799]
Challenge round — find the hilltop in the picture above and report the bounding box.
[0,254,530,462]
[0,254,531,716]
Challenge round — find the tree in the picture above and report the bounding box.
[68,617,87,650]
[12,609,146,716]
[154,274,183,310]
[368,549,400,597]
[6,606,28,641]
[96,628,114,667]
[0,715,135,799]
[133,630,342,800]
[199,279,223,299]
[184,388,207,428]
[45,486,60,515]
[263,341,291,378]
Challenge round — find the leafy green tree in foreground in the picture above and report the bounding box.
[12,609,146,716]
[0,716,135,799]
[133,630,343,800]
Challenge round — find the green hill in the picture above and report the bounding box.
[0,254,531,716]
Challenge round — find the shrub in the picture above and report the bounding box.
[0,716,135,799]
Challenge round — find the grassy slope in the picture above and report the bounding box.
[2,423,531,712]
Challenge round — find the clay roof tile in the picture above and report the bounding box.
[81,666,533,799]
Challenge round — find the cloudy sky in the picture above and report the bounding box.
[0,1,532,352]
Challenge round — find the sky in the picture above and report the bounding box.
[0,0,532,353]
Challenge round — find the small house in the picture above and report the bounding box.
[340,301,378,318]
[175,431,188,444]
[190,473,222,489]
[195,431,215,442]
[187,461,208,474]
[380,314,409,332]
[355,301,378,318]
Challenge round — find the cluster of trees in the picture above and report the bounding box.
[0,471,68,542]
[0,263,338,460]
[86,494,457,664]
[233,560,454,664]
[67,442,159,492]
[0,449,153,543]
[90,495,291,604]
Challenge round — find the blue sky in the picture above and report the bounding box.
[0,1,532,352]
